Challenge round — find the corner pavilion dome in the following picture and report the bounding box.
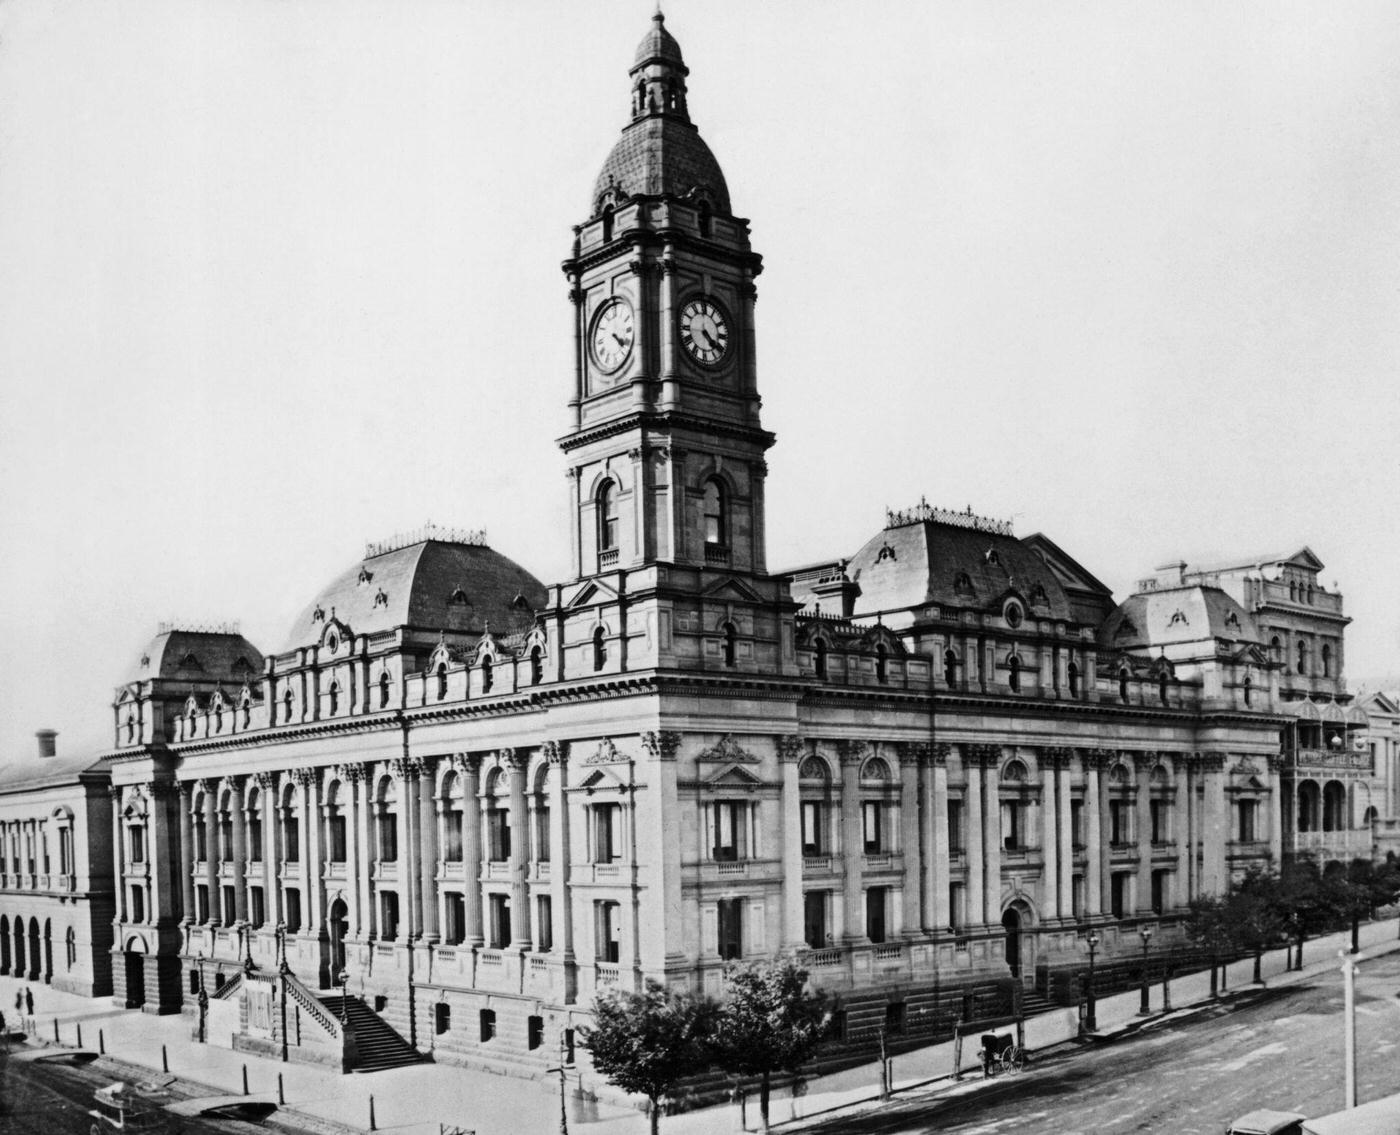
[590,12,732,217]
[1099,585,1260,652]
[280,531,547,655]
[125,627,264,685]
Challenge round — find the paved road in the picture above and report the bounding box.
[0,1047,254,1135]
[798,952,1400,1134]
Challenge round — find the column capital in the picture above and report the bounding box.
[390,757,423,782]
[1265,751,1285,773]
[177,780,194,800]
[1039,746,1074,770]
[334,762,369,784]
[288,767,317,788]
[1083,748,1115,771]
[1191,750,1227,772]
[642,731,682,761]
[196,777,221,794]
[931,743,952,767]
[252,771,278,791]
[837,739,871,767]
[965,743,1002,768]
[1131,750,1160,771]
[897,741,931,767]
[777,735,806,764]
[497,747,525,770]
[451,752,484,775]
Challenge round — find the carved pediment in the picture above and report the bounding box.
[701,576,764,604]
[566,578,620,610]
[697,734,759,764]
[577,765,628,794]
[702,763,766,791]
[584,738,630,765]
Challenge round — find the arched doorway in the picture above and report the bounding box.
[328,898,349,978]
[27,918,41,980]
[124,940,147,1009]
[0,914,9,974]
[13,918,25,978]
[1002,903,1035,984]
[43,919,53,983]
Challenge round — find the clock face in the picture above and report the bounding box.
[590,298,635,374]
[679,297,731,366]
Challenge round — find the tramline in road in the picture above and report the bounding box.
[798,951,1400,1135]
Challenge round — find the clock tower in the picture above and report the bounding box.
[560,12,773,585]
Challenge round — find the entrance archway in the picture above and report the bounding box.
[13,918,25,977]
[0,915,9,974]
[43,919,52,983]
[1002,907,1024,980]
[328,898,349,977]
[27,918,40,980]
[124,951,146,1008]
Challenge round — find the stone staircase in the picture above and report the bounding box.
[318,994,426,1073]
[1019,988,1058,1017]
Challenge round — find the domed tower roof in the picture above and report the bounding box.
[280,534,547,654]
[1099,585,1260,653]
[590,12,731,217]
[126,627,263,685]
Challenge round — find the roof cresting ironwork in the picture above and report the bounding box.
[157,620,242,635]
[884,497,1014,536]
[365,521,488,560]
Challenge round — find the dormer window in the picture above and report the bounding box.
[530,645,544,686]
[449,587,470,606]
[436,663,448,701]
[327,633,338,653]
[1158,671,1169,704]
[312,606,326,623]
[481,657,494,693]
[358,567,373,585]
[1007,655,1021,692]
[601,206,614,243]
[1119,668,1130,702]
[328,682,340,716]
[697,201,712,239]
[875,643,888,685]
[373,588,389,609]
[984,548,1000,566]
[282,688,295,724]
[953,572,974,595]
[379,672,391,708]
[814,638,828,680]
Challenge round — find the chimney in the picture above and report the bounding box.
[35,729,58,759]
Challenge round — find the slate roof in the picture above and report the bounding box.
[281,540,547,655]
[0,750,109,794]
[125,630,264,685]
[847,521,1074,621]
[633,12,685,70]
[592,116,731,216]
[1098,585,1259,652]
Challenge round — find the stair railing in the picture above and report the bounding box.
[282,971,342,1040]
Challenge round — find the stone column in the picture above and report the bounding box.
[1200,753,1228,897]
[1057,754,1074,919]
[543,744,574,993]
[390,758,419,939]
[1267,753,1284,867]
[297,769,322,936]
[1135,755,1154,914]
[178,783,195,925]
[978,746,1003,925]
[1172,756,1190,908]
[930,746,951,929]
[230,777,248,923]
[333,767,362,938]
[1040,751,1060,920]
[256,774,277,927]
[461,755,484,947]
[898,744,921,935]
[357,769,375,938]
[778,736,805,949]
[201,781,218,924]
[504,750,532,949]
[1090,752,1109,916]
[435,790,450,943]
[110,787,127,924]
[839,742,866,942]
[419,757,439,942]
[658,253,678,410]
[638,732,685,973]
[963,752,984,927]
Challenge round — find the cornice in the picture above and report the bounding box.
[557,411,776,455]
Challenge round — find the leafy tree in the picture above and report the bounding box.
[1184,895,1230,996]
[712,959,830,1134]
[1278,854,1328,968]
[1224,867,1286,984]
[582,980,716,1135]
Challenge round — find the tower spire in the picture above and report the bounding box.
[629,9,689,122]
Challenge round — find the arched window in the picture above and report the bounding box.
[1119,668,1130,703]
[1270,635,1282,663]
[702,479,727,547]
[1289,580,1297,601]
[213,703,223,733]
[481,657,494,693]
[723,623,737,668]
[814,638,828,680]
[1067,660,1079,698]
[530,646,544,686]
[593,627,607,673]
[944,650,957,687]
[283,688,295,724]
[601,205,614,243]
[1320,643,1331,677]
[1007,655,1020,692]
[875,644,888,685]
[327,682,339,716]
[125,712,136,743]
[1158,671,1169,704]
[1243,675,1253,707]
[597,481,619,552]
[1296,640,1308,676]
[379,672,391,709]
[436,663,448,701]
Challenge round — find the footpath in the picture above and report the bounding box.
[3,916,1397,1135]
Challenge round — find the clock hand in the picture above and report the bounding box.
[612,332,627,347]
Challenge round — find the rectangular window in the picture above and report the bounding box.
[1070,800,1084,848]
[711,802,744,861]
[1002,801,1023,851]
[528,1014,545,1051]
[717,898,743,960]
[219,819,233,860]
[1072,874,1085,920]
[597,901,621,963]
[129,827,145,864]
[947,800,964,853]
[949,883,965,929]
[592,804,622,863]
[222,885,236,924]
[862,802,883,854]
[801,801,824,856]
[435,1002,451,1036]
[282,817,299,863]
[1110,873,1128,919]
[1150,800,1166,843]
[536,895,553,953]
[249,816,263,862]
[250,887,265,928]
[378,815,399,863]
[60,827,74,874]
[381,891,401,942]
[1238,800,1256,842]
[885,1002,906,1036]
[1151,870,1168,915]
[489,894,511,950]
[329,815,347,863]
[444,893,466,945]
[195,884,209,925]
[865,887,887,944]
[1109,801,1128,845]
[487,807,511,862]
[804,890,828,950]
[284,888,301,934]
[479,1009,496,1042]
[130,886,145,923]
[444,810,464,862]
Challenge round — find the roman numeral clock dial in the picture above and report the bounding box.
[679,297,731,366]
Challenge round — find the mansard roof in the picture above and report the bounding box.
[280,537,546,655]
[124,628,264,685]
[1100,584,1258,652]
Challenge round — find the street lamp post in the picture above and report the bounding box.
[1084,931,1100,1033]
[1137,925,1154,1016]
[1161,949,1172,1013]
[196,951,208,1043]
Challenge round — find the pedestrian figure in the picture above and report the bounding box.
[13,990,20,1014]
[24,987,33,1017]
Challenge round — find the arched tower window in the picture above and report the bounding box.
[597,481,619,553]
[593,627,607,673]
[1243,674,1253,707]
[702,479,727,547]
[1296,640,1309,676]
[601,205,614,244]
[1119,667,1130,703]
[327,681,339,716]
[1067,660,1080,698]
[379,671,391,709]
[530,645,544,686]
[282,688,295,724]
[481,657,494,693]
[436,663,448,701]
[1158,671,1169,704]
[697,201,712,238]
[1320,643,1331,677]
[944,650,958,687]
[722,623,737,668]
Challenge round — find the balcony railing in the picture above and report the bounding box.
[1289,749,1372,772]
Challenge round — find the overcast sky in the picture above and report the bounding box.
[1,0,1397,762]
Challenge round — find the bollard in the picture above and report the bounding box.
[162,1044,169,1073]
[54,1019,60,1042]
[369,1094,377,1132]
[242,1064,249,1096]
[277,1073,285,1105]
[77,1023,83,1048]
[99,1028,105,1054]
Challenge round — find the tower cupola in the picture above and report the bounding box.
[630,12,689,122]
